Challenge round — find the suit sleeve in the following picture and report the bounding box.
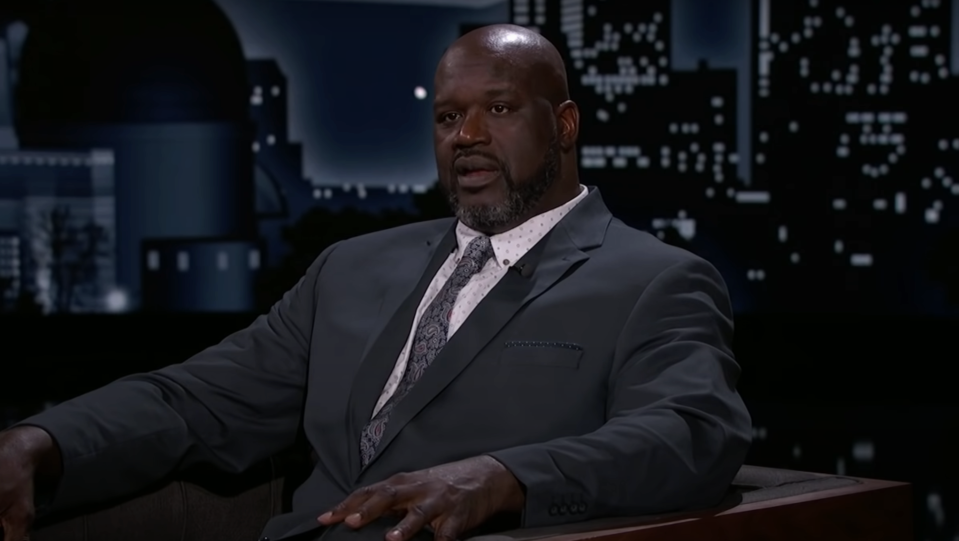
[487,256,752,527]
[15,243,341,514]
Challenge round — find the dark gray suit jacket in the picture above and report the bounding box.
[20,188,751,541]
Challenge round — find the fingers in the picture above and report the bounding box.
[319,483,404,528]
[385,501,436,541]
[318,488,366,525]
[345,483,407,528]
[432,515,466,541]
[318,487,369,526]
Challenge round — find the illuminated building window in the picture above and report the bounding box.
[249,249,261,270]
[177,251,190,272]
[147,250,160,271]
[850,254,873,267]
[217,251,229,271]
[0,235,20,298]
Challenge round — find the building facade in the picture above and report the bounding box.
[0,149,117,313]
[141,238,263,312]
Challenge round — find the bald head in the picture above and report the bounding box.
[439,24,570,106]
[431,24,581,235]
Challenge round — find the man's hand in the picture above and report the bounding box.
[0,426,62,541]
[318,455,524,541]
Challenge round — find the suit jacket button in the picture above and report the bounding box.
[548,505,559,516]
[578,503,587,513]
[260,537,270,541]
[559,504,568,514]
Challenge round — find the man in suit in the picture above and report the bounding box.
[0,24,751,541]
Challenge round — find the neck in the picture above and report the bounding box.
[474,179,581,236]
[532,171,582,215]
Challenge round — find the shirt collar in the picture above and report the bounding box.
[454,185,588,270]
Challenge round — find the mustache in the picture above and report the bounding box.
[452,150,503,167]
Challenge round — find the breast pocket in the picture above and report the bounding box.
[499,341,583,369]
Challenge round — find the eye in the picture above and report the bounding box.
[437,112,460,124]
[490,104,511,114]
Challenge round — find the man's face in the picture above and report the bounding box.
[433,51,560,233]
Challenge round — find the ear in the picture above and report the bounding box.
[555,100,579,152]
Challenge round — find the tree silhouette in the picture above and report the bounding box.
[256,184,452,310]
[34,205,110,313]
[928,227,959,307]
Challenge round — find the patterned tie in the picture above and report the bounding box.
[359,235,494,467]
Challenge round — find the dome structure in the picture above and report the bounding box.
[9,0,259,311]
[15,0,249,144]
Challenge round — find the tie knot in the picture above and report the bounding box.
[459,236,494,275]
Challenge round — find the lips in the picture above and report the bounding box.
[454,156,500,189]
[456,169,499,188]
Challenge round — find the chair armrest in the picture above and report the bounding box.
[466,466,909,541]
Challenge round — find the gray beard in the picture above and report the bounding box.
[448,137,560,233]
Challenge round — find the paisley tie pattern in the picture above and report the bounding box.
[359,235,494,467]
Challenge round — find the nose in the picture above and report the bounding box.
[453,111,490,148]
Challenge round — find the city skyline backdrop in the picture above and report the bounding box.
[0,0,957,316]
[217,0,959,190]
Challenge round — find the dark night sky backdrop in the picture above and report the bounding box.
[216,0,959,190]
[217,0,509,187]
[3,0,957,314]
[111,0,959,315]
[215,0,760,187]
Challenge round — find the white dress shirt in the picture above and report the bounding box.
[371,185,589,417]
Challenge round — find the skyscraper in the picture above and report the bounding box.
[751,0,959,312]
[510,0,759,309]
[511,0,741,214]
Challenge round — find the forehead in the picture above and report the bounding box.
[434,49,528,98]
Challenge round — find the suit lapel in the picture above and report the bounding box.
[363,188,612,470]
[344,222,457,481]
